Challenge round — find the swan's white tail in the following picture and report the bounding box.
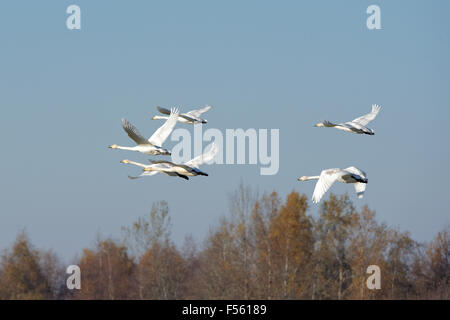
[354,182,366,198]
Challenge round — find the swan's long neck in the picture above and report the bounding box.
[315,121,336,128]
[300,175,320,181]
[152,115,169,120]
[122,160,148,168]
[115,145,137,151]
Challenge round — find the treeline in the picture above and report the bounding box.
[0,185,449,300]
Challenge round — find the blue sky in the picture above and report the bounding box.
[0,1,449,260]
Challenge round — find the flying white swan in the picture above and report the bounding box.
[314,104,381,135]
[121,143,218,180]
[298,166,368,203]
[120,159,181,179]
[152,105,211,124]
[109,108,179,155]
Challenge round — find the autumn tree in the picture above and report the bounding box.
[74,238,136,299]
[251,191,280,299]
[122,200,188,299]
[0,231,53,299]
[227,183,259,298]
[122,201,172,258]
[425,228,450,298]
[347,205,389,299]
[312,194,356,300]
[196,183,257,299]
[197,217,239,299]
[137,242,186,299]
[179,235,201,299]
[412,227,450,299]
[268,191,313,299]
[383,229,417,299]
[39,250,67,299]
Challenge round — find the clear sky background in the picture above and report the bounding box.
[0,0,449,260]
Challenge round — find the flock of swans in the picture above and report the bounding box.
[109,105,216,180]
[152,105,211,124]
[299,104,381,203]
[108,104,381,203]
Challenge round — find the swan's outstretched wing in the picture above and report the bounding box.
[312,169,344,204]
[185,143,218,168]
[128,171,159,179]
[148,107,179,146]
[122,118,151,145]
[150,160,193,171]
[350,104,381,127]
[128,162,171,179]
[157,106,171,115]
[344,166,367,198]
[344,166,366,179]
[185,105,211,119]
[149,160,177,166]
